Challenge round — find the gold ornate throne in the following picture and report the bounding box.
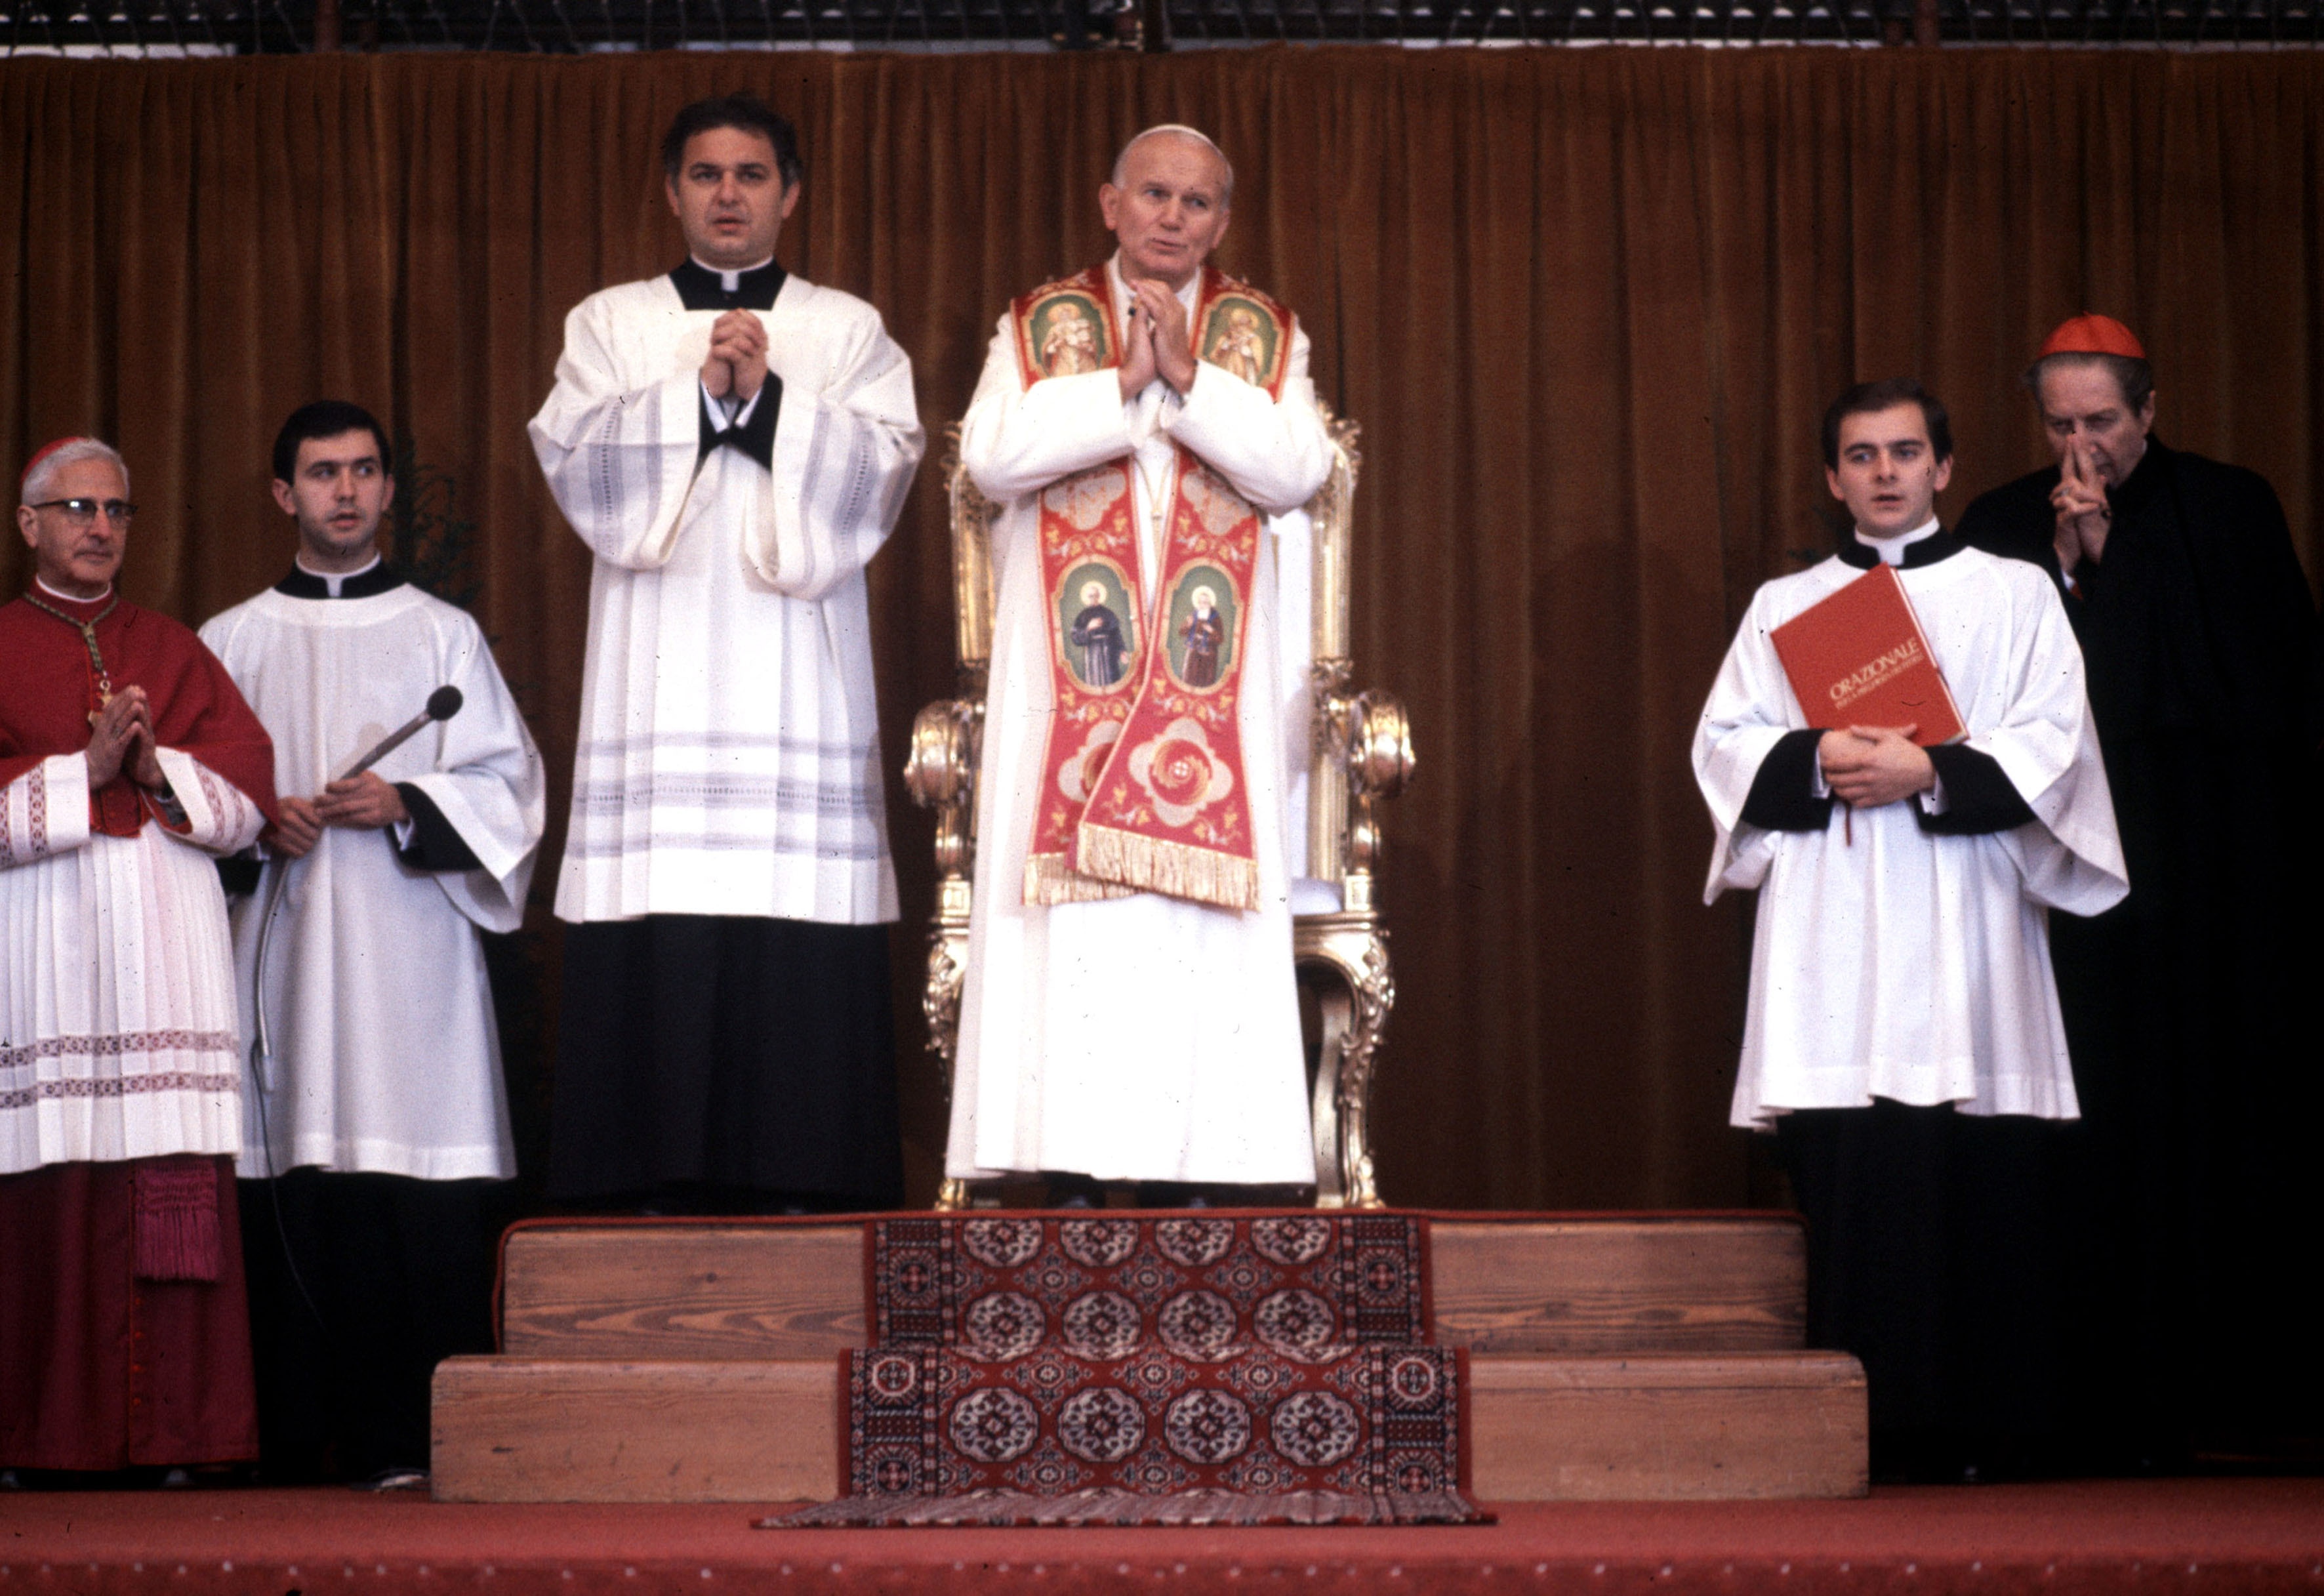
[904,408,1414,1210]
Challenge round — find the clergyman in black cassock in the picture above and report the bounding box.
[1957,314,2324,1469]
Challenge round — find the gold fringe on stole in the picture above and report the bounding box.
[1025,852,1139,905]
[1073,824,1261,914]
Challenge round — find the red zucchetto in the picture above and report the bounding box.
[2037,314,2147,361]
[17,435,95,491]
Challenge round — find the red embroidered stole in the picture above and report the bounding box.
[1011,264,1295,914]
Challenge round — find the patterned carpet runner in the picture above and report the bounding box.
[765,1213,1488,1528]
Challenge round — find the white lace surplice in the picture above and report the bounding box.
[1,751,265,1172]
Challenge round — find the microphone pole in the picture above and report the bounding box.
[248,684,464,1099]
[338,685,465,783]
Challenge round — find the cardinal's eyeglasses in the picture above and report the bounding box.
[27,498,138,525]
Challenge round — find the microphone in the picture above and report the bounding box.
[255,684,466,1096]
[338,685,462,779]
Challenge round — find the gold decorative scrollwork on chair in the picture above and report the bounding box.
[905,407,1414,1210]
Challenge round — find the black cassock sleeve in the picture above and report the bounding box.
[696,378,783,470]
[1916,744,2036,836]
[216,787,489,890]
[392,783,484,873]
[1739,728,1834,832]
[216,854,262,896]
[1740,730,2032,836]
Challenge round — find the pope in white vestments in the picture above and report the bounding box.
[945,128,1333,1193]
[529,98,922,1212]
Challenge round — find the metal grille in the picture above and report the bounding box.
[5,0,2317,55]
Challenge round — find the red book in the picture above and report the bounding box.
[1768,562,1965,747]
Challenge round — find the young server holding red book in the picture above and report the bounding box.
[1692,379,2128,1481]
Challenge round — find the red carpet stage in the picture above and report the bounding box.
[3,1479,2321,1594]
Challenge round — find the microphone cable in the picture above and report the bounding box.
[246,857,331,1338]
[243,680,466,1341]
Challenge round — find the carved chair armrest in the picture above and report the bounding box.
[905,697,979,811]
[1348,690,1414,801]
[1310,682,1414,895]
[1297,684,1412,1210]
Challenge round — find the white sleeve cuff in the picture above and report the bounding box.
[698,382,764,433]
[0,754,95,865]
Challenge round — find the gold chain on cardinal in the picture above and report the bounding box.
[23,589,120,725]
[1012,263,1294,914]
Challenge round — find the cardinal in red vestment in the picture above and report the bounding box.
[1,438,277,1477]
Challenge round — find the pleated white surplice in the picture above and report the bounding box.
[1694,545,2129,1130]
[529,272,924,927]
[201,583,545,1180]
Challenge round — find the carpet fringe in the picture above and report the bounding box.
[762,1486,1491,1528]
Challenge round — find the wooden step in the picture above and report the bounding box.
[431,1351,1863,1504]
[500,1222,867,1361]
[1431,1219,1803,1353]
[497,1216,1804,1359]
[432,1357,836,1506]
[1466,1353,1865,1500]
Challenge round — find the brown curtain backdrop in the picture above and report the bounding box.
[3,49,2317,1209]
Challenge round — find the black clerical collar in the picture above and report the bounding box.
[1837,527,1967,570]
[275,562,406,600]
[672,257,786,312]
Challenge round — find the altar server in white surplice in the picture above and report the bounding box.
[945,127,1333,1204]
[529,95,922,1215]
[1694,379,2126,1480]
[201,401,544,1486]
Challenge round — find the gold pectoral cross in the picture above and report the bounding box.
[23,591,119,726]
[78,622,115,725]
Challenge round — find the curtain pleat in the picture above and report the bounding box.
[1,49,2315,1207]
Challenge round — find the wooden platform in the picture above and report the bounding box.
[434,1349,1865,1504]
[439,1212,1864,1505]
[496,1216,1808,1358]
